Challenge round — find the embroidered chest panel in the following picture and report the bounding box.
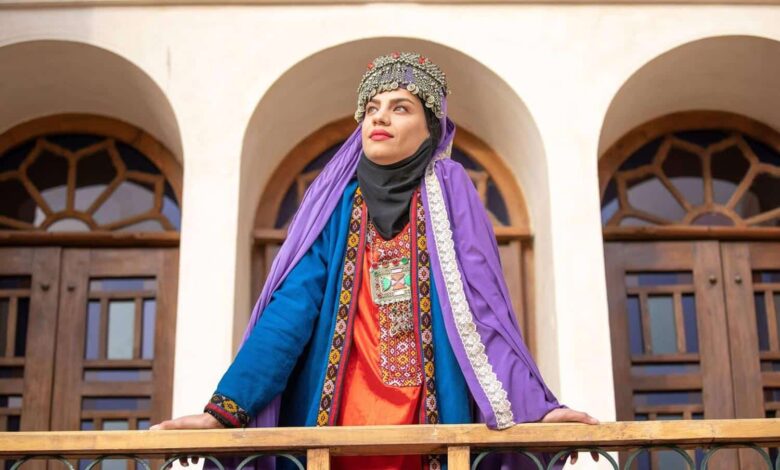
[367,218,422,387]
[317,187,439,428]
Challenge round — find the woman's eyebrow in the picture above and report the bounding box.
[368,97,416,106]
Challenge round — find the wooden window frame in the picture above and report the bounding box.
[600,110,780,242]
[0,114,182,248]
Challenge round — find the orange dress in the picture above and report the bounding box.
[333,217,424,470]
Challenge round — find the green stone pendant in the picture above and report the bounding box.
[370,258,413,306]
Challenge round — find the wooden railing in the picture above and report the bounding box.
[1,420,780,469]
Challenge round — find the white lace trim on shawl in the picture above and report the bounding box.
[424,154,515,429]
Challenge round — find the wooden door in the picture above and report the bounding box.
[606,240,780,469]
[0,247,177,431]
[721,242,780,466]
[720,242,780,419]
[0,248,60,433]
[605,241,738,469]
[49,248,178,433]
[497,239,534,354]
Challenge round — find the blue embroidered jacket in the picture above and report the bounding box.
[207,180,471,431]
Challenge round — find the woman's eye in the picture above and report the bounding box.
[395,106,407,112]
[366,106,377,114]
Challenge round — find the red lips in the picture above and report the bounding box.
[370,129,393,141]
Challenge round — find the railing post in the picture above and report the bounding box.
[306,448,330,470]
[448,445,471,470]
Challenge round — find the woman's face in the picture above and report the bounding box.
[361,88,431,165]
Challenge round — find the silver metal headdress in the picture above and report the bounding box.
[354,52,450,122]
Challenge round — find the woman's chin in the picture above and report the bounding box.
[364,151,401,165]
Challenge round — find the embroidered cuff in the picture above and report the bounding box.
[204,393,250,428]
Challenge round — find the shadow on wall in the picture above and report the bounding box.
[0,39,183,163]
[599,35,780,160]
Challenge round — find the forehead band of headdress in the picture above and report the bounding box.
[354,51,450,122]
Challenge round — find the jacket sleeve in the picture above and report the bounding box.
[204,227,331,427]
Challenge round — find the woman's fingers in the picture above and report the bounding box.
[574,410,600,425]
[150,413,222,431]
[176,456,200,467]
[541,407,600,425]
[151,414,220,468]
[150,415,198,430]
[559,409,600,425]
[568,450,600,465]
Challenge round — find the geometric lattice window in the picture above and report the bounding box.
[273,142,510,229]
[602,129,780,228]
[0,134,181,232]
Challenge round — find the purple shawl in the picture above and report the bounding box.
[240,99,563,466]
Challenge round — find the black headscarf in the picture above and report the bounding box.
[357,136,433,240]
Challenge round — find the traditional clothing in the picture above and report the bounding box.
[205,52,564,470]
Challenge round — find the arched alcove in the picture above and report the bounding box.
[235,38,552,363]
[0,41,184,436]
[598,35,780,470]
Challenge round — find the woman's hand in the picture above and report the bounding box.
[150,412,223,430]
[541,407,599,425]
[150,413,224,467]
[541,407,600,465]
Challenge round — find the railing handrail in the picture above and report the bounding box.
[1,419,779,457]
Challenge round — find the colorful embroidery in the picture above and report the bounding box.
[414,195,441,470]
[316,187,440,437]
[367,215,423,387]
[415,194,439,426]
[316,188,366,426]
[204,393,249,428]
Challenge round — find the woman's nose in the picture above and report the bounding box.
[372,107,390,125]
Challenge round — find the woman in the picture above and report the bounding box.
[153,51,598,469]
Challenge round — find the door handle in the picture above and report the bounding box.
[735,275,743,284]
[708,275,717,285]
